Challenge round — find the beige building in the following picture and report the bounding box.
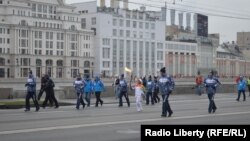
[0,0,95,79]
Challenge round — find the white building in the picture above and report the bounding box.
[0,0,95,79]
[73,0,198,77]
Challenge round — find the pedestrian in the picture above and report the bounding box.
[158,67,174,117]
[195,71,203,96]
[247,76,250,96]
[24,70,40,112]
[118,74,130,107]
[38,74,53,107]
[42,74,59,108]
[236,76,246,102]
[82,74,93,107]
[146,75,154,105]
[73,75,85,110]
[142,76,147,88]
[112,75,120,99]
[153,76,160,103]
[93,76,105,107]
[204,71,221,114]
[131,78,145,112]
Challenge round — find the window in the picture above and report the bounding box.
[91,17,96,25]
[119,30,124,37]
[139,22,143,29]
[145,22,149,29]
[7,38,10,44]
[113,19,117,26]
[126,20,130,27]
[103,61,110,68]
[7,29,10,34]
[113,29,117,36]
[139,32,143,39]
[103,48,110,59]
[126,30,130,37]
[157,51,163,61]
[151,33,155,40]
[133,21,137,28]
[119,19,123,27]
[151,23,155,29]
[81,18,86,29]
[102,38,110,45]
[133,31,137,38]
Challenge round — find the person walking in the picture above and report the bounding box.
[24,70,40,112]
[247,76,250,97]
[42,74,59,108]
[131,78,145,112]
[112,75,120,99]
[73,75,85,110]
[82,74,93,107]
[146,75,154,105]
[153,76,160,103]
[93,76,105,107]
[158,67,175,117]
[195,71,203,96]
[38,74,53,107]
[118,74,130,107]
[204,71,221,114]
[236,76,246,102]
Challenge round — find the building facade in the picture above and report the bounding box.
[73,0,198,77]
[0,0,94,79]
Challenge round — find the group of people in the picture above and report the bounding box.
[73,74,105,110]
[25,67,248,118]
[24,71,58,112]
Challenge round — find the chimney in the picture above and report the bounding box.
[178,13,183,29]
[100,0,105,7]
[186,13,191,31]
[123,0,128,9]
[170,9,176,25]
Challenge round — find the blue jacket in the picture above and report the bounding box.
[118,79,128,93]
[204,77,220,94]
[93,79,105,92]
[82,78,93,93]
[25,77,36,93]
[158,75,175,95]
[237,80,246,91]
[146,80,154,93]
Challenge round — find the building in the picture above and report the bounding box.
[237,32,250,49]
[216,42,250,77]
[0,0,95,79]
[73,0,198,77]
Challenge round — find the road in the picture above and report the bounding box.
[0,93,249,141]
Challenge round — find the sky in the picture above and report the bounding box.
[65,0,250,44]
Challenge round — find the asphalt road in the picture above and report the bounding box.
[0,93,249,141]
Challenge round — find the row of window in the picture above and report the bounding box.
[0,38,10,44]
[112,29,155,39]
[113,19,155,30]
[0,48,10,54]
[0,28,10,34]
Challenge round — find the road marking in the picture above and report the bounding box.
[0,111,250,135]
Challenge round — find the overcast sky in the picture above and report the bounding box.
[66,0,250,43]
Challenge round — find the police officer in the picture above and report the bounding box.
[73,75,85,110]
[24,70,40,112]
[38,74,53,107]
[159,67,174,117]
[204,71,220,114]
[118,74,130,107]
[146,75,154,105]
[42,74,59,108]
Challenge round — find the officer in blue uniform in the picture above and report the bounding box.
[82,74,93,107]
[93,76,105,107]
[24,70,40,112]
[158,67,174,117]
[204,71,221,114]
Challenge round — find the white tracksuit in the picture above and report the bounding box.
[134,85,144,112]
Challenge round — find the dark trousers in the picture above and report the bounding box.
[119,91,130,107]
[237,90,246,101]
[146,92,154,105]
[95,92,103,107]
[153,92,160,103]
[76,93,85,109]
[38,89,53,106]
[207,93,217,113]
[85,92,91,106]
[162,94,172,116]
[42,89,59,107]
[248,86,250,96]
[25,92,39,110]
